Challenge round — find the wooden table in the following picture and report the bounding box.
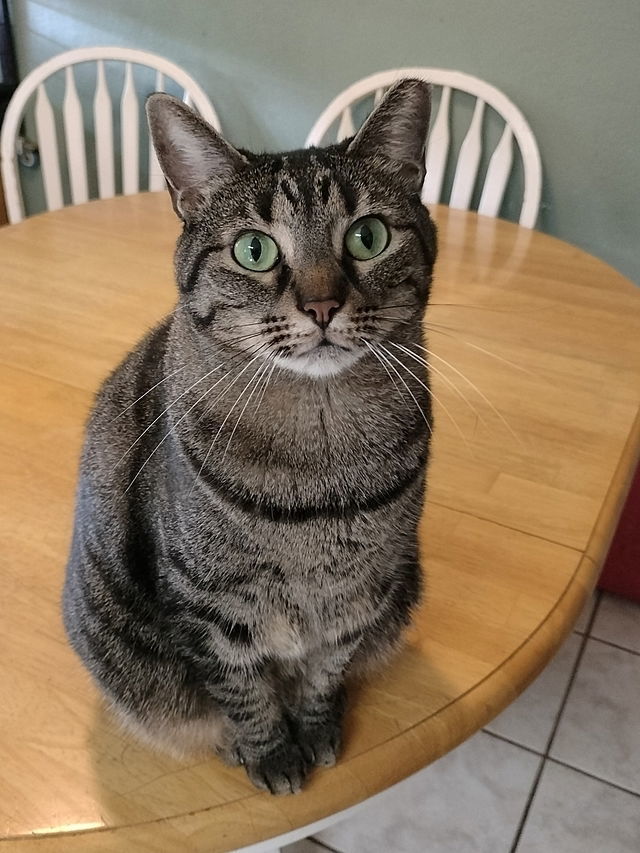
[1,193,639,852]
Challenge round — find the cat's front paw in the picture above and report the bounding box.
[291,717,342,767]
[242,739,310,795]
[289,687,346,767]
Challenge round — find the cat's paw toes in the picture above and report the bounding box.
[293,720,342,767]
[243,740,310,795]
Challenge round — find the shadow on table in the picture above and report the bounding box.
[86,639,460,831]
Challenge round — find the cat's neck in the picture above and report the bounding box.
[164,310,428,463]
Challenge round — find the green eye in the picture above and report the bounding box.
[233,231,279,271]
[345,216,389,260]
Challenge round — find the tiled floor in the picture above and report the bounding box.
[285,591,640,853]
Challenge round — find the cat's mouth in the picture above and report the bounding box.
[317,338,349,351]
[275,334,363,378]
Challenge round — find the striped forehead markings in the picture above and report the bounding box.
[333,172,358,216]
[277,172,358,218]
[279,178,298,209]
[255,188,275,224]
[320,174,332,205]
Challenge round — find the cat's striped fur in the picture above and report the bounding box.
[63,80,436,794]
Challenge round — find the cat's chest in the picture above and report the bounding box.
[261,611,308,660]
[236,387,415,485]
[254,571,376,661]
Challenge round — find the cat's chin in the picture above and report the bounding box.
[275,345,364,379]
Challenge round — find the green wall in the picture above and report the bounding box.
[9,0,640,283]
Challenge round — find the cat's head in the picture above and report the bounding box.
[146,80,436,379]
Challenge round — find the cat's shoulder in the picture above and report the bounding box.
[91,317,173,423]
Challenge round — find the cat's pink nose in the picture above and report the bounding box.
[303,299,341,329]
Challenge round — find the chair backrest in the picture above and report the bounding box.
[305,68,542,228]
[0,46,220,224]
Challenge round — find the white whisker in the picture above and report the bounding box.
[216,329,269,349]
[364,339,410,405]
[410,341,523,446]
[429,301,551,314]
[113,364,188,421]
[115,331,276,470]
[362,339,433,439]
[216,319,270,331]
[372,316,412,325]
[189,347,273,494]
[425,324,542,382]
[222,358,274,460]
[252,358,278,420]
[114,362,226,470]
[377,342,471,453]
[123,344,268,492]
[390,341,488,431]
[381,301,419,311]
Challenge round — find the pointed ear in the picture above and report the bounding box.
[347,79,431,192]
[145,93,247,220]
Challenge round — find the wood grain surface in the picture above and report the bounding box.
[1,194,639,852]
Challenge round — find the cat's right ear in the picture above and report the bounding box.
[145,94,247,221]
[347,79,431,193]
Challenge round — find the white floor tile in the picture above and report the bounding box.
[551,639,640,793]
[485,632,581,752]
[590,592,640,653]
[314,731,540,853]
[516,761,640,853]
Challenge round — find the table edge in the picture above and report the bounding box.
[0,550,597,852]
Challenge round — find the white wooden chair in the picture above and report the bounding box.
[0,46,221,224]
[305,68,542,228]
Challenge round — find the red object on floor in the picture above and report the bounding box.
[599,461,640,602]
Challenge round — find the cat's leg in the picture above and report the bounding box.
[350,548,423,676]
[286,552,422,768]
[203,660,310,795]
[285,640,358,768]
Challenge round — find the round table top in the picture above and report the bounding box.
[2,193,640,852]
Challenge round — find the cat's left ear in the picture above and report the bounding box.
[146,94,247,220]
[347,78,431,192]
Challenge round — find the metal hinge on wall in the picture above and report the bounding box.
[16,134,38,168]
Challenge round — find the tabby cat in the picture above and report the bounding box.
[63,79,437,795]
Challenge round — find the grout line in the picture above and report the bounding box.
[546,757,640,799]
[508,590,603,853]
[508,755,547,853]
[482,728,543,758]
[544,589,602,755]
[587,635,640,658]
